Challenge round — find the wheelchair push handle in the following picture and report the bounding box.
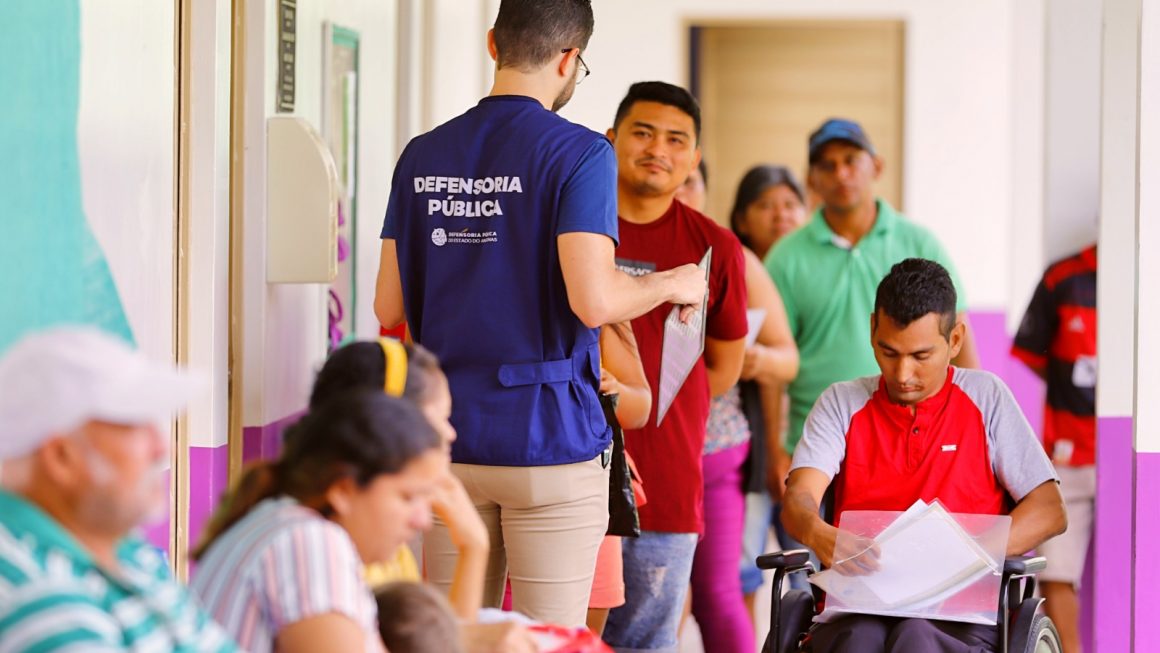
[1002,555,1047,576]
[757,549,812,570]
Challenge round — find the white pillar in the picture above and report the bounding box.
[1096,0,1160,649]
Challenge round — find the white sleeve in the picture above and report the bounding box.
[790,381,871,479]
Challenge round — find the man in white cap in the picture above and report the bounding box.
[0,326,238,651]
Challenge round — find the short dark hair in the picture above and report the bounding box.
[193,391,440,560]
[612,81,701,140]
[493,0,594,71]
[696,159,709,189]
[728,165,805,247]
[376,582,464,653]
[874,258,958,339]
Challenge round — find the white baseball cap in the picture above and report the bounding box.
[0,326,201,459]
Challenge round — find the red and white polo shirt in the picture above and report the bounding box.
[790,367,1058,525]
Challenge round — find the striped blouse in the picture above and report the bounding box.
[191,497,384,653]
[0,490,238,653]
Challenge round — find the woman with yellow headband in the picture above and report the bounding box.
[309,340,487,620]
[308,340,538,653]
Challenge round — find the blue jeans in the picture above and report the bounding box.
[603,531,698,653]
[740,493,815,594]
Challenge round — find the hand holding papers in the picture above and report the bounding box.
[809,500,1012,625]
[656,248,712,426]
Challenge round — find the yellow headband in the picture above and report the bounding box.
[378,338,408,398]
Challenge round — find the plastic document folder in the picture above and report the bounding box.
[809,500,1011,625]
[655,248,711,426]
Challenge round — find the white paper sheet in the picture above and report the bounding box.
[656,248,712,426]
[810,500,1005,625]
[745,308,767,348]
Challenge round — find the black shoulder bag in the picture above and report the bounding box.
[600,392,640,538]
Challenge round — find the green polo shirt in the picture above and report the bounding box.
[0,490,238,652]
[765,199,967,453]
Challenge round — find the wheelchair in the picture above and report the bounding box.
[757,549,1063,653]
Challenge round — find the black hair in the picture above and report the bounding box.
[728,165,805,248]
[612,81,701,140]
[376,582,464,653]
[193,391,440,560]
[874,258,958,339]
[696,159,708,189]
[310,341,443,410]
[493,0,594,72]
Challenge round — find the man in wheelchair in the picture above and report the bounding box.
[780,258,1068,652]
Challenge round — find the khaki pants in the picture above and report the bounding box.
[423,454,610,627]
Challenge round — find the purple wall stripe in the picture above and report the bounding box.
[189,443,230,548]
[1134,451,1160,649]
[142,444,231,557]
[143,411,305,558]
[242,410,305,463]
[1095,416,1132,653]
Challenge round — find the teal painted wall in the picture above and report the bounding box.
[0,0,134,352]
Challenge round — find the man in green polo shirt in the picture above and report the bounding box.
[765,118,980,464]
[0,327,238,652]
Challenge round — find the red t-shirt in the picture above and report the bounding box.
[615,200,748,534]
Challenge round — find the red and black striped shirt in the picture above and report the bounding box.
[1011,246,1097,466]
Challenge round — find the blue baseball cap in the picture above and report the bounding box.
[808,118,875,164]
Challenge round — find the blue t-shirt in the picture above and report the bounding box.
[381,129,617,242]
[383,95,617,466]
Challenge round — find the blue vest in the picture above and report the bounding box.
[388,96,611,466]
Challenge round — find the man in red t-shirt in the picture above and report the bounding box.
[783,259,1065,652]
[601,81,749,652]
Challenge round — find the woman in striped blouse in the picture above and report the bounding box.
[191,391,446,653]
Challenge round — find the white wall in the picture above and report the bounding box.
[186,0,233,449]
[1097,0,1138,419]
[78,0,175,364]
[1134,0,1159,451]
[426,0,1041,315]
[1044,0,1102,263]
[1009,0,1048,333]
[240,0,398,425]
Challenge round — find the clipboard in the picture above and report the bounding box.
[655,248,712,426]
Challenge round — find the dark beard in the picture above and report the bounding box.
[551,72,578,112]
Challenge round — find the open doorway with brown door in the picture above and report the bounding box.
[690,21,905,226]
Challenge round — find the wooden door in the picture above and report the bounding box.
[694,21,905,225]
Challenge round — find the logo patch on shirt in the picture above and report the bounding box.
[1067,315,1086,333]
[615,257,657,277]
[941,444,957,452]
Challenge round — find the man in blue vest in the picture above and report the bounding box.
[374,0,707,627]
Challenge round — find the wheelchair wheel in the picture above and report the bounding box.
[1022,614,1062,653]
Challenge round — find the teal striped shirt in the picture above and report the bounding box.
[0,490,240,652]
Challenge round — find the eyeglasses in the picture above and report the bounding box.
[561,48,591,84]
